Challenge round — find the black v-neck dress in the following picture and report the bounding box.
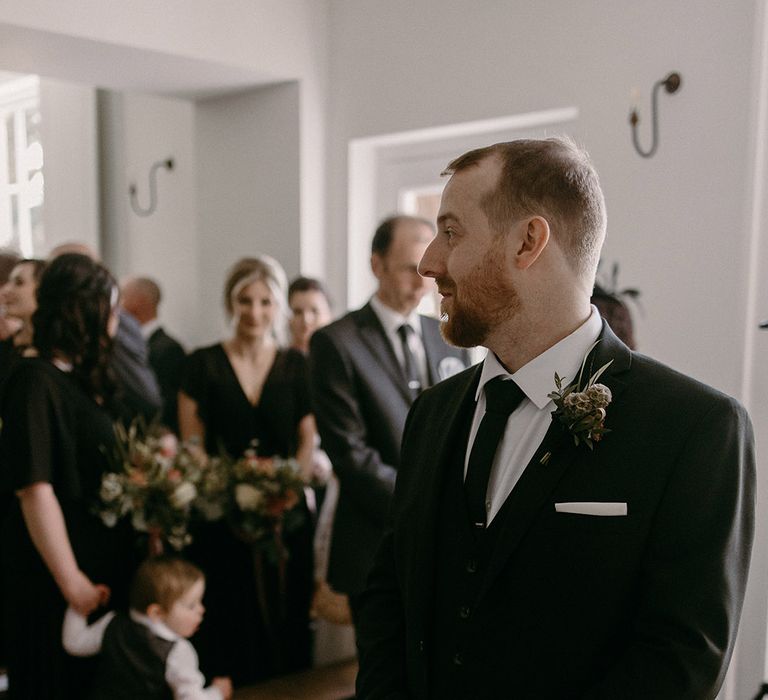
[181,344,313,686]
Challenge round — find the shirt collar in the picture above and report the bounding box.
[475,306,603,410]
[369,295,422,337]
[141,318,161,340]
[129,609,180,642]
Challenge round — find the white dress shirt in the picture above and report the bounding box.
[465,308,603,524]
[63,607,222,700]
[369,295,429,389]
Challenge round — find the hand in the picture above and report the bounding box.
[61,570,111,616]
[212,676,233,699]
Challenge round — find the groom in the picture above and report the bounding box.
[355,138,755,699]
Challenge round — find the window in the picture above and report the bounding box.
[0,74,44,257]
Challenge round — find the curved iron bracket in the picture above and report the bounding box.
[129,158,175,217]
[629,72,682,158]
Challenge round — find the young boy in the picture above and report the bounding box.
[63,556,232,700]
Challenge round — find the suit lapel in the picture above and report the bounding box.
[411,365,482,631]
[355,303,412,403]
[476,323,632,603]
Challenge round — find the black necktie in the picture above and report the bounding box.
[397,324,421,399]
[465,376,526,529]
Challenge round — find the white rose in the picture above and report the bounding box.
[169,482,197,509]
[158,433,179,458]
[235,483,263,511]
[100,473,123,503]
[101,511,118,528]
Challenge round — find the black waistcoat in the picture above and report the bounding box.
[429,413,507,700]
[90,614,174,700]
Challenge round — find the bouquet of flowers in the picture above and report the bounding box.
[214,445,306,562]
[98,423,206,552]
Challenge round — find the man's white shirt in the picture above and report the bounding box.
[465,307,602,524]
[369,294,429,389]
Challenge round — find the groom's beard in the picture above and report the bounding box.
[438,248,520,348]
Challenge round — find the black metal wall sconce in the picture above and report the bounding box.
[629,72,682,158]
[129,158,174,217]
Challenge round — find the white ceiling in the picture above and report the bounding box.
[0,23,277,100]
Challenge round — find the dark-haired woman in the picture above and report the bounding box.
[0,253,124,699]
[0,258,46,387]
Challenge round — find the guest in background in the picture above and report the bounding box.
[0,259,46,673]
[288,276,333,355]
[121,276,186,432]
[0,254,130,699]
[0,249,21,341]
[309,215,470,626]
[179,256,315,686]
[591,282,637,350]
[288,276,356,666]
[49,243,162,424]
[0,258,46,385]
[288,275,335,486]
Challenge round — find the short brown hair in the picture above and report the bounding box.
[129,556,204,613]
[443,137,606,281]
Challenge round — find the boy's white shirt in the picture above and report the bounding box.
[63,607,223,700]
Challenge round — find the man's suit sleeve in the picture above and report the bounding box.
[309,328,396,523]
[585,396,755,699]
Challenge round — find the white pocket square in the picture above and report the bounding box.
[554,502,628,516]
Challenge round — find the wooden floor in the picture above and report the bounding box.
[234,659,357,700]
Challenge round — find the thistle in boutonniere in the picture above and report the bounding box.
[548,340,613,449]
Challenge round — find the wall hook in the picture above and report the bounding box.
[629,72,682,158]
[129,158,174,217]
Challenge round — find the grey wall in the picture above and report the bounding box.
[195,82,301,345]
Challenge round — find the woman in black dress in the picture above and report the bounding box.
[179,255,316,687]
[0,254,123,699]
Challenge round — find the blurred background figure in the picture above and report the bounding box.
[0,259,46,387]
[288,276,333,355]
[0,253,134,699]
[179,256,316,687]
[590,282,638,350]
[49,243,162,424]
[0,250,22,342]
[0,258,46,683]
[121,276,186,432]
[288,276,356,666]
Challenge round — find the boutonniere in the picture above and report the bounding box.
[547,341,613,449]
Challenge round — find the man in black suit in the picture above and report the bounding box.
[309,216,470,618]
[122,276,186,431]
[356,139,755,699]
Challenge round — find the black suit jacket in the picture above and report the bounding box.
[356,324,755,699]
[309,302,470,596]
[147,327,186,432]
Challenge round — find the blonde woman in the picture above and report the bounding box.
[178,256,315,687]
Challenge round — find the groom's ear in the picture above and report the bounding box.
[514,216,550,270]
